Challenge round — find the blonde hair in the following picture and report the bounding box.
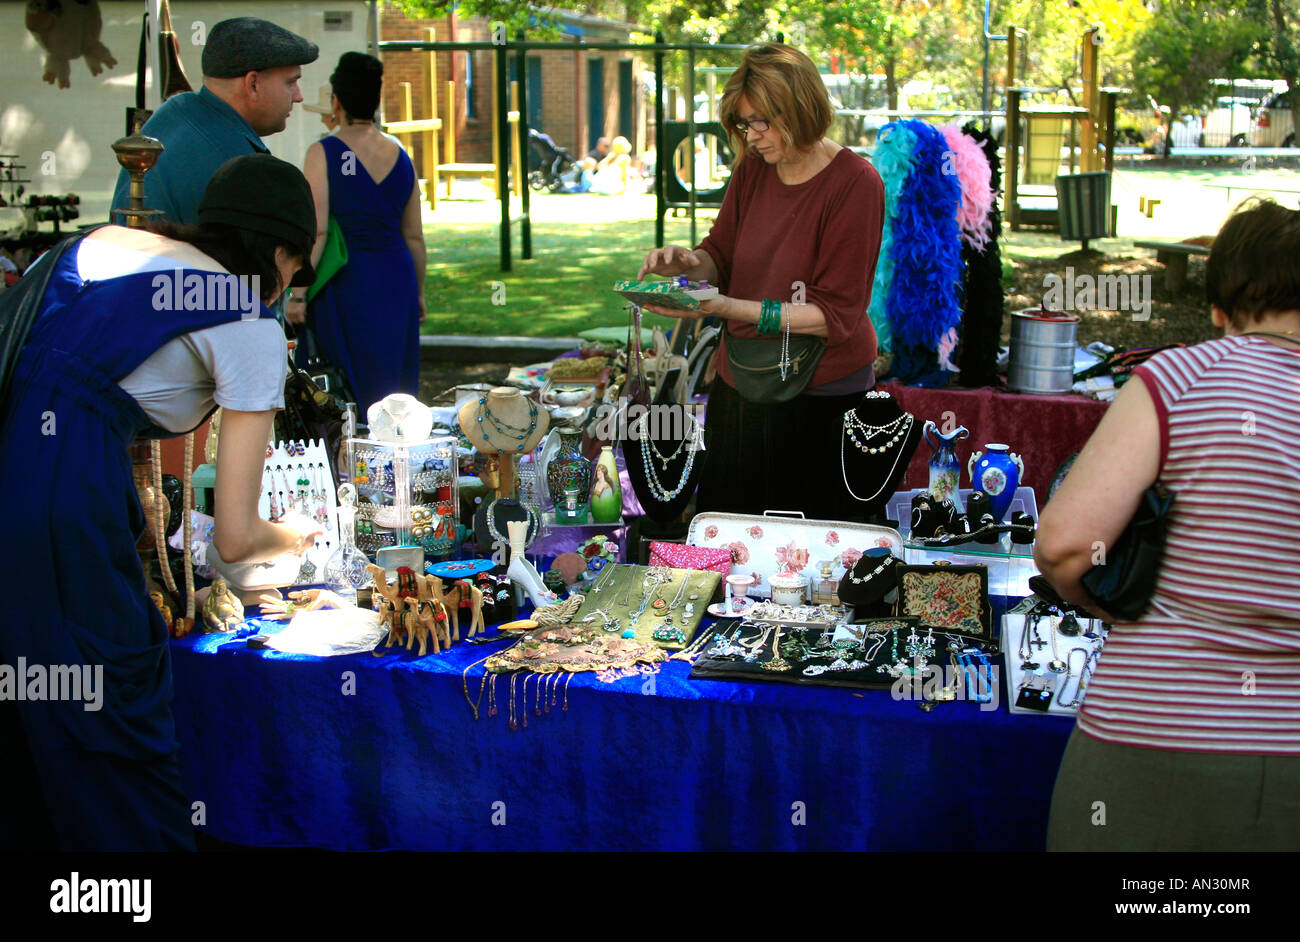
[718,43,834,165]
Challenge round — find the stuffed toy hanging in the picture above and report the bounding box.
[25,0,117,89]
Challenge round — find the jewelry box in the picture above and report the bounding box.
[895,564,995,646]
[346,434,459,561]
[686,511,903,600]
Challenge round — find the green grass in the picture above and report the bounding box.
[417,162,1300,338]
[420,199,720,337]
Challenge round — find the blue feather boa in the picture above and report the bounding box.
[886,120,965,356]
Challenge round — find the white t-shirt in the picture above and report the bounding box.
[76,238,287,433]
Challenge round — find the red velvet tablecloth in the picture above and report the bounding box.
[878,382,1110,499]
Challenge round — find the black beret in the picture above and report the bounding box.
[197,154,317,286]
[202,17,319,78]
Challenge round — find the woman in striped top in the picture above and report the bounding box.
[1035,199,1300,851]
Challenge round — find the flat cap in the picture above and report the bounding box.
[202,17,319,78]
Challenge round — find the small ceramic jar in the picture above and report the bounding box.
[768,572,807,607]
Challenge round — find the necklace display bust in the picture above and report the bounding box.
[457,386,550,455]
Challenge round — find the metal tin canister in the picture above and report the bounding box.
[1008,308,1079,394]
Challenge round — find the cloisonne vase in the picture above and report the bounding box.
[589,446,622,523]
[546,426,591,523]
[968,444,1025,522]
[923,421,969,514]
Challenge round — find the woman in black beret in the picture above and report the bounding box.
[0,154,324,850]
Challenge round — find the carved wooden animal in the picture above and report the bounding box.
[415,575,450,653]
[401,597,427,655]
[426,574,485,640]
[25,0,117,89]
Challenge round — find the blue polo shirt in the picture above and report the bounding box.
[110,86,269,224]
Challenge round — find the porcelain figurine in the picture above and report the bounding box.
[968,443,1025,522]
[923,420,969,514]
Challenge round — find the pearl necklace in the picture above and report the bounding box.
[840,411,913,503]
[486,499,538,546]
[845,411,913,455]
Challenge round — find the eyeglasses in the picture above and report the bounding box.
[733,117,771,134]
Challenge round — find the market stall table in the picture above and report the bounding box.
[879,382,1108,498]
[170,600,1073,851]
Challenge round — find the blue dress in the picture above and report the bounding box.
[299,136,421,412]
[0,235,280,850]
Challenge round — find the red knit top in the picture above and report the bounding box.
[696,147,885,390]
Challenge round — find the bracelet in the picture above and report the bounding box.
[759,298,781,334]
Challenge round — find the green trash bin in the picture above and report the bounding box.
[1056,171,1112,250]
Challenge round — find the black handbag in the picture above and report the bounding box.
[724,331,826,403]
[1079,483,1174,621]
[294,320,356,406]
[275,356,348,479]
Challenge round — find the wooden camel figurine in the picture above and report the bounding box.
[415,574,451,654]
[366,563,409,651]
[426,574,485,641]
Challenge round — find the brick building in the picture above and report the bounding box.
[378,4,649,171]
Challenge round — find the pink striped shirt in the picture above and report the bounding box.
[1077,336,1300,754]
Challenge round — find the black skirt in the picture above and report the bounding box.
[696,377,869,522]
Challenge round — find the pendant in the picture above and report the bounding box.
[1048,659,1068,674]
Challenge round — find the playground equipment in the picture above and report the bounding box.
[382,27,522,210]
[1003,24,1120,238]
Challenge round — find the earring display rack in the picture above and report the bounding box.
[260,439,340,581]
[347,435,459,560]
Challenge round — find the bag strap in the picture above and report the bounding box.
[0,226,107,419]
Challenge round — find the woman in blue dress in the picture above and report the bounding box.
[288,52,424,413]
[0,155,321,850]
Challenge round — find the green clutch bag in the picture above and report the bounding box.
[306,216,348,303]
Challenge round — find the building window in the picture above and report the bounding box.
[466,52,477,120]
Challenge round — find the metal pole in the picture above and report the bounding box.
[495,40,511,272]
[655,31,665,248]
[516,30,531,260]
[1007,87,1021,231]
[687,44,697,247]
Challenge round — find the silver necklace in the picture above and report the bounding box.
[846,553,894,584]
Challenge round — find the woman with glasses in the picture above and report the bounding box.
[638,43,884,519]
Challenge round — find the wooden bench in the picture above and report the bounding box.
[1133,239,1211,292]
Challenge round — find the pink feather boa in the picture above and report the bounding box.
[941,125,995,251]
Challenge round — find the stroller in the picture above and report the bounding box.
[527,128,579,192]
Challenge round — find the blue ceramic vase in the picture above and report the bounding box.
[968,444,1025,522]
[923,421,969,514]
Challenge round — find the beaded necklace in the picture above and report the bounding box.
[475,395,540,452]
[635,412,699,502]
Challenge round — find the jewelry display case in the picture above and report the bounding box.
[888,487,1039,597]
[346,435,459,561]
[1003,606,1108,716]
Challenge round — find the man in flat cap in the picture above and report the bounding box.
[110,17,319,225]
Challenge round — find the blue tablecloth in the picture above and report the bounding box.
[170,604,1075,851]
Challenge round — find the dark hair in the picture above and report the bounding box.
[718,43,834,167]
[1206,198,1300,328]
[145,221,309,302]
[331,52,383,122]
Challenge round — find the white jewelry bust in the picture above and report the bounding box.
[368,393,433,444]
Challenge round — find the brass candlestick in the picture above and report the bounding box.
[110,118,163,229]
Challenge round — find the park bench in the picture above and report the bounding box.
[1133,239,1211,292]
